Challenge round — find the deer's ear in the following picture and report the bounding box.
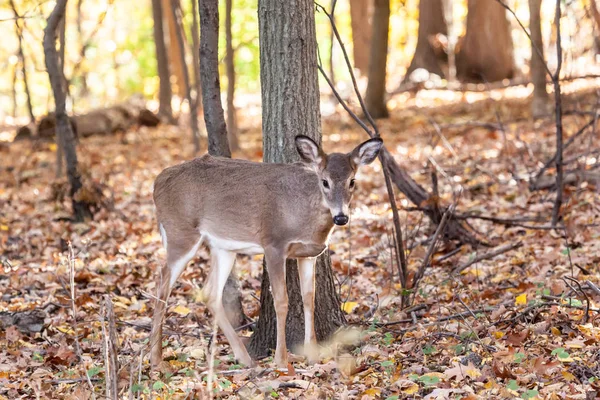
[295,135,324,166]
[351,137,383,166]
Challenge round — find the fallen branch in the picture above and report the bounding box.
[101,296,118,400]
[452,241,523,275]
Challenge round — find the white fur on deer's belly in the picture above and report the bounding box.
[203,232,264,255]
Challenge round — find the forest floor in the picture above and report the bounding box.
[1,80,600,399]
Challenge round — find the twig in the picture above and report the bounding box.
[452,241,523,275]
[563,277,591,323]
[102,295,119,400]
[413,204,454,288]
[67,243,96,399]
[530,117,595,189]
[586,281,600,297]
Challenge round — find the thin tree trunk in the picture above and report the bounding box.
[190,0,202,114]
[10,0,35,123]
[199,0,231,158]
[328,0,336,89]
[162,0,186,98]
[456,0,515,82]
[151,0,173,121]
[365,0,390,118]
[11,66,17,118]
[76,0,88,96]
[225,0,239,151]
[349,0,373,74]
[171,0,201,152]
[551,0,564,226]
[529,0,548,118]
[198,0,244,328]
[249,0,345,358]
[44,0,92,222]
[405,0,447,81]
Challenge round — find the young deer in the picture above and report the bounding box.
[150,135,383,368]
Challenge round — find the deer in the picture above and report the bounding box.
[150,135,383,369]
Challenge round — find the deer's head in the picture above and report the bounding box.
[295,135,383,226]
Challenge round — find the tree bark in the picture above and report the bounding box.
[405,0,448,81]
[10,0,35,123]
[225,0,239,151]
[190,0,202,114]
[171,0,201,152]
[365,0,390,119]
[151,0,173,121]
[44,0,92,222]
[162,0,186,98]
[249,0,345,359]
[197,0,244,328]
[349,0,373,74]
[529,0,548,118]
[456,0,515,83]
[199,0,231,158]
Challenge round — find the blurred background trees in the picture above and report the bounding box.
[1,0,599,132]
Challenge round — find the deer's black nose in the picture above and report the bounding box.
[333,215,349,226]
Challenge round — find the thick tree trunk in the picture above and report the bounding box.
[151,0,173,121]
[225,0,239,151]
[456,0,515,83]
[199,0,231,158]
[349,0,373,74]
[44,0,92,222]
[365,0,390,119]
[529,0,548,118]
[197,0,244,328]
[249,0,345,359]
[171,0,201,152]
[10,0,35,123]
[405,0,448,81]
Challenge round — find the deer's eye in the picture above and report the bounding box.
[322,180,330,189]
[349,179,356,188]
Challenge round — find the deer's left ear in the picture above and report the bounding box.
[351,137,383,166]
[295,135,325,166]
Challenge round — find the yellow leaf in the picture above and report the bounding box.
[49,143,57,151]
[342,301,359,314]
[173,305,190,316]
[562,371,577,381]
[494,331,505,339]
[515,293,527,306]
[362,388,381,396]
[551,327,561,336]
[402,382,419,394]
[0,225,8,231]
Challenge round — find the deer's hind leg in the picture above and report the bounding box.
[203,247,253,366]
[150,223,202,369]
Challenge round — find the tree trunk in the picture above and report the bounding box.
[44,0,92,222]
[405,0,448,81]
[349,0,373,74]
[225,0,239,151]
[197,0,244,328]
[365,0,390,119]
[162,0,186,98]
[456,0,515,83]
[76,0,88,96]
[249,0,346,359]
[199,0,231,158]
[171,0,201,152]
[529,0,548,118]
[151,0,173,121]
[10,0,35,123]
[190,0,202,114]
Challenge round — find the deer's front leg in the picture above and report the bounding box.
[297,257,317,363]
[264,248,288,368]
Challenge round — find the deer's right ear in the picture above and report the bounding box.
[295,135,324,166]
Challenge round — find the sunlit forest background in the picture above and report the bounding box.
[1,0,599,131]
